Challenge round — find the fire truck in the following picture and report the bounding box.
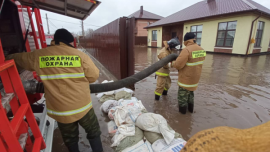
[0,0,100,151]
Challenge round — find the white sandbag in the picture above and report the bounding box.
[152,138,186,152]
[114,105,142,127]
[118,124,135,136]
[111,131,127,147]
[122,140,153,152]
[108,107,118,120]
[115,87,134,94]
[136,113,175,145]
[107,121,118,137]
[118,97,138,106]
[118,98,147,112]
[100,100,118,113]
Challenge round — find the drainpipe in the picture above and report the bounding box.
[246,14,261,55]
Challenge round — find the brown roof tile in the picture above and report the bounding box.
[147,0,270,28]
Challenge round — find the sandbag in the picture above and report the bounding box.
[116,127,144,152]
[111,125,139,148]
[108,107,117,120]
[144,125,183,144]
[114,105,142,127]
[136,113,175,144]
[118,97,138,106]
[118,124,135,136]
[100,100,118,113]
[152,138,186,152]
[107,121,118,137]
[122,140,153,152]
[96,80,115,100]
[115,91,132,100]
[111,131,126,147]
[99,94,115,103]
[118,98,147,113]
[115,87,134,94]
[180,121,270,152]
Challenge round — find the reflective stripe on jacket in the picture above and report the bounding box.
[173,40,206,91]
[7,41,99,123]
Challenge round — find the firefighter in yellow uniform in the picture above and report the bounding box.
[155,38,180,100]
[173,32,206,114]
[7,29,103,152]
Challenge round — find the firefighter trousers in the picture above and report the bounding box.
[155,76,171,96]
[178,87,194,107]
[57,108,102,151]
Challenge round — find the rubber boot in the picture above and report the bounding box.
[188,103,194,113]
[89,136,103,152]
[155,95,160,100]
[67,144,80,152]
[162,90,168,95]
[179,106,187,114]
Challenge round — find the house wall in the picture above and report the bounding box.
[136,19,158,36]
[183,13,254,55]
[247,15,270,54]
[147,26,163,47]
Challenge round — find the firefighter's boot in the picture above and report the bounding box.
[162,90,168,95]
[155,95,160,100]
[89,136,103,152]
[179,106,187,114]
[188,103,194,113]
[67,144,80,152]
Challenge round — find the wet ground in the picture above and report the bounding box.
[52,46,270,151]
[133,46,270,141]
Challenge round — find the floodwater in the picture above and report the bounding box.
[134,46,270,140]
[52,46,270,151]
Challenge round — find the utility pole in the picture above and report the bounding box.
[46,13,50,34]
[81,20,85,37]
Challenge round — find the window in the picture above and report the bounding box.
[255,21,264,47]
[191,25,203,45]
[172,32,177,38]
[152,30,157,41]
[216,21,237,47]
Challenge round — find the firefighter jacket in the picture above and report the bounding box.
[7,41,99,123]
[156,41,172,77]
[173,39,206,91]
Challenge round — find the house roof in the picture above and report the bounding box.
[146,0,270,28]
[128,9,163,20]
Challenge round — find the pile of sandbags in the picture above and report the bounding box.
[97,80,186,152]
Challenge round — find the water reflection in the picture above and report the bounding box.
[134,46,270,140]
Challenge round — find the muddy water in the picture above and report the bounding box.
[52,46,270,151]
[134,46,270,140]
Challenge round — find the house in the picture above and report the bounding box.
[129,6,163,45]
[146,0,270,55]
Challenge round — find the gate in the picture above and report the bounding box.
[80,17,135,79]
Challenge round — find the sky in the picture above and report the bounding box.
[35,0,270,35]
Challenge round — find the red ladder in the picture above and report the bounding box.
[0,39,46,151]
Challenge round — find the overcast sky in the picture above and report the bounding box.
[35,0,270,35]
